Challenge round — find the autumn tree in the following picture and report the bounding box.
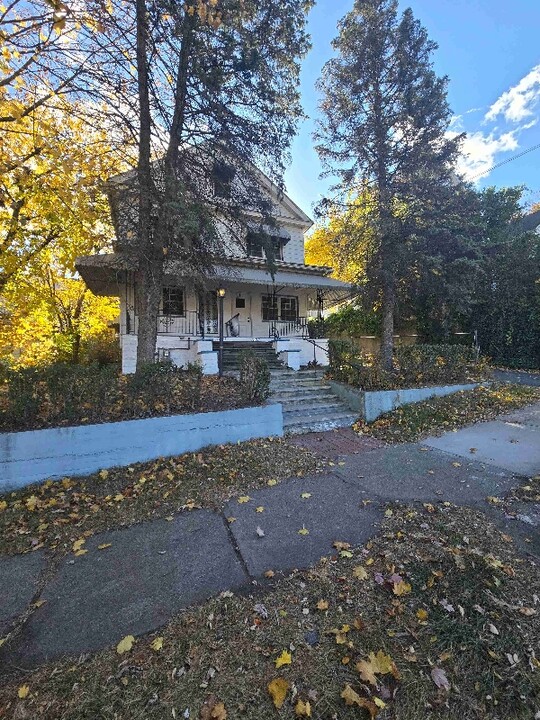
[315,0,462,370]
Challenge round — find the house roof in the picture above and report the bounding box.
[75,252,355,305]
[518,209,540,233]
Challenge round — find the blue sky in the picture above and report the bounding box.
[285,0,540,218]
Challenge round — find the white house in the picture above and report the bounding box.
[76,163,354,375]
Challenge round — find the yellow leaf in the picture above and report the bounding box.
[227,517,236,523]
[295,699,312,717]
[268,678,289,708]
[116,635,135,654]
[211,702,227,720]
[74,549,88,557]
[384,508,393,517]
[114,494,124,502]
[316,599,329,611]
[353,566,368,580]
[25,495,39,511]
[416,608,429,621]
[98,543,112,550]
[99,469,109,479]
[237,496,250,504]
[256,506,264,513]
[298,526,309,536]
[18,685,30,699]
[0,500,7,512]
[72,538,85,552]
[264,570,275,578]
[268,479,277,486]
[301,492,311,499]
[393,580,411,596]
[151,637,163,651]
[275,649,292,668]
[356,659,378,686]
[374,697,386,709]
[341,685,378,716]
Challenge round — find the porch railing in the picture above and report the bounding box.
[127,311,201,336]
[269,316,309,339]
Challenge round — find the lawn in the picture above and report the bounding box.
[354,383,540,444]
[1,505,538,720]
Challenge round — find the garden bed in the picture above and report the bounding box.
[0,363,254,433]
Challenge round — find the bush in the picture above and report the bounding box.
[239,350,271,403]
[328,341,489,390]
[0,360,244,432]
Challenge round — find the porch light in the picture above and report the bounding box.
[217,287,226,298]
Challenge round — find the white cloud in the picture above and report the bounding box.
[450,130,519,182]
[485,64,540,123]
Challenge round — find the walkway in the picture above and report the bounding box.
[1,403,539,671]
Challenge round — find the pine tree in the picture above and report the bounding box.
[315,0,462,370]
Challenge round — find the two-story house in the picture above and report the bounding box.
[76,162,354,375]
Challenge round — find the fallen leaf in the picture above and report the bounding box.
[256,526,265,538]
[341,685,378,717]
[267,479,277,486]
[0,500,7,512]
[151,637,163,651]
[295,699,312,717]
[392,580,412,596]
[264,570,275,578]
[416,608,429,621]
[275,649,292,668]
[268,678,289,709]
[74,549,88,557]
[256,506,264,513]
[301,493,312,499]
[98,543,112,550]
[298,526,309,536]
[333,541,351,551]
[519,607,537,617]
[116,635,135,654]
[488,623,499,635]
[17,685,30,699]
[356,659,378,686]
[99,469,109,480]
[211,703,227,720]
[353,566,368,580]
[384,508,393,517]
[72,538,86,552]
[431,666,450,691]
[227,517,236,524]
[237,496,250,504]
[452,462,462,468]
[316,599,329,611]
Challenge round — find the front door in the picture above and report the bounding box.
[199,291,218,335]
[232,294,252,337]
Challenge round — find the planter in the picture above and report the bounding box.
[0,404,283,492]
[329,380,485,423]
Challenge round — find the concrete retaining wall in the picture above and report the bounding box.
[329,380,483,423]
[0,404,283,492]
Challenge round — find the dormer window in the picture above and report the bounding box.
[212,161,235,199]
[246,232,284,260]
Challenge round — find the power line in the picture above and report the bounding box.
[469,141,540,181]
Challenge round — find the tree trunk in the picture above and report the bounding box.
[380,271,394,371]
[135,0,158,370]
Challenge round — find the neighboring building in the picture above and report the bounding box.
[76,164,354,374]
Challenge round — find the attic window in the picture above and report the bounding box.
[246,232,284,260]
[212,161,235,199]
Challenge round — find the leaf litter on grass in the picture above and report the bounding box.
[1,504,539,720]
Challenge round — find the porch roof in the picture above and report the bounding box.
[75,252,358,305]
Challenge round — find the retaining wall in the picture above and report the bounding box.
[0,404,283,492]
[329,381,483,423]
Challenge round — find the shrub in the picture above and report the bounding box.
[328,341,489,390]
[239,350,271,403]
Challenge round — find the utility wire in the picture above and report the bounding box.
[469,141,540,181]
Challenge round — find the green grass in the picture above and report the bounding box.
[1,505,538,720]
[354,383,540,444]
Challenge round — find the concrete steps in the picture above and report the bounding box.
[269,369,358,435]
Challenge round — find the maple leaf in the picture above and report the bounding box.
[25,495,39,511]
[151,637,163,651]
[416,608,429,621]
[256,506,264,513]
[316,599,329,611]
[17,685,30,699]
[431,666,450,691]
[298,526,309,536]
[275,649,292,668]
[0,500,7,512]
[295,699,312,717]
[268,479,277,486]
[116,635,135,654]
[356,659,378,686]
[72,538,86,552]
[333,541,351,551]
[392,580,412,596]
[353,566,368,580]
[301,492,311,499]
[268,678,289,709]
[237,496,250,504]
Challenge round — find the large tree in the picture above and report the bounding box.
[315,0,462,369]
[82,0,313,368]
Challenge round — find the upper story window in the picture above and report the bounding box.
[212,161,236,199]
[246,232,284,260]
[162,286,185,316]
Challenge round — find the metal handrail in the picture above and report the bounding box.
[269,316,309,339]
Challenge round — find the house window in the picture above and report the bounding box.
[280,296,298,322]
[212,161,235,199]
[235,297,246,309]
[162,286,185,316]
[246,232,284,260]
[261,294,279,321]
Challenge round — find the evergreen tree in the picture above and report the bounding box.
[315,0,462,369]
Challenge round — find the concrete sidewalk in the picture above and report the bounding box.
[1,404,539,672]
